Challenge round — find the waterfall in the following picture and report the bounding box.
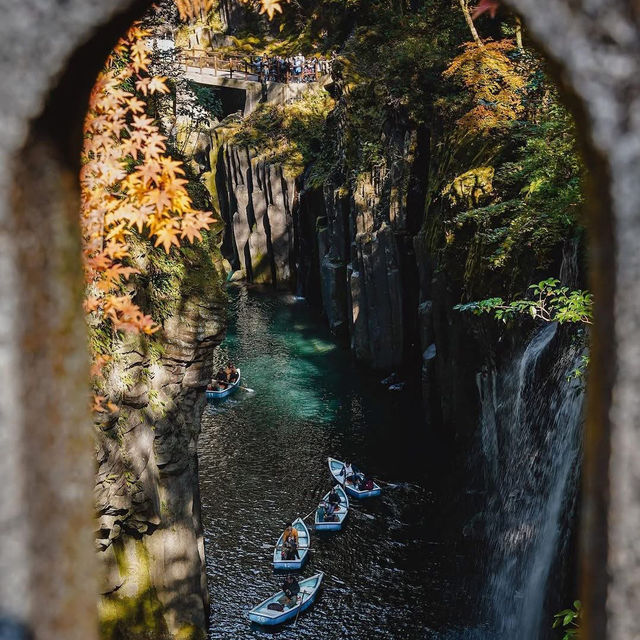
[476,323,584,639]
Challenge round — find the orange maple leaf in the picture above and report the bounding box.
[148,77,170,94]
[153,225,182,253]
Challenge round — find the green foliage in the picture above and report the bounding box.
[230,0,364,56]
[220,0,585,310]
[440,88,583,296]
[338,1,466,123]
[229,88,334,179]
[552,600,581,639]
[186,80,223,123]
[454,278,593,325]
[568,354,590,380]
[132,227,224,326]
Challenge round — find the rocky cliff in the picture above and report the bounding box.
[93,243,225,640]
[209,65,586,636]
[211,102,427,371]
[215,136,297,288]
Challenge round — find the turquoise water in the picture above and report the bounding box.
[198,285,479,638]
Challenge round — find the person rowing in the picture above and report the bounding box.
[281,522,299,560]
[279,575,300,608]
[328,487,341,507]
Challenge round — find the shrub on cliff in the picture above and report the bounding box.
[228,88,335,178]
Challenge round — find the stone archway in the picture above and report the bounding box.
[0,1,637,639]
[0,3,151,639]
[502,2,640,638]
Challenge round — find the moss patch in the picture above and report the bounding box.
[99,540,171,640]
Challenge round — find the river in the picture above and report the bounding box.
[198,285,484,639]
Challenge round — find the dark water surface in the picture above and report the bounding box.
[199,285,479,639]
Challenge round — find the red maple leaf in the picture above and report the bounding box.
[472,0,500,19]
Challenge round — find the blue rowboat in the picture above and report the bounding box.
[248,572,324,626]
[273,517,310,570]
[327,456,382,499]
[206,369,240,400]
[314,484,349,531]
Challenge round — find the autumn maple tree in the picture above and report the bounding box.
[81,22,216,412]
[81,0,286,411]
[81,22,215,332]
[443,38,525,133]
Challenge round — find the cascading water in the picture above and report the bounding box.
[477,323,584,639]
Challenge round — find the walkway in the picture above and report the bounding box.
[179,54,328,116]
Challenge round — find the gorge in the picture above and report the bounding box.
[90,1,589,639]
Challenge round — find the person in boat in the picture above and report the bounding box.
[223,362,237,383]
[281,522,299,559]
[283,537,299,560]
[344,461,360,484]
[324,500,338,521]
[215,368,228,388]
[328,487,341,507]
[283,522,299,545]
[316,500,335,522]
[358,476,375,491]
[279,575,300,607]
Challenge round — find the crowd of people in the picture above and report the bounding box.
[207,362,239,391]
[251,53,333,84]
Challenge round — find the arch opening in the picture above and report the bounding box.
[0,1,635,640]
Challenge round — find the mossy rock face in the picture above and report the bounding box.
[98,537,208,640]
[175,625,207,640]
[250,252,272,284]
[99,540,168,639]
[443,166,495,208]
[99,587,171,640]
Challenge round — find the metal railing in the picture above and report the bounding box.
[178,53,329,84]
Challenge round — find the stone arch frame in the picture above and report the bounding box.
[0,1,636,638]
[0,3,152,638]
[503,3,639,639]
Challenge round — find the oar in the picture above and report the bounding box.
[375,479,399,488]
[273,545,312,551]
[238,384,255,393]
[350,509,375,520]
[293,590,308,628]
[301,507,317,522]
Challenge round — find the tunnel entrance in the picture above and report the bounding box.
[193,82,246,118]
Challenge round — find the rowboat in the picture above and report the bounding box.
[327,456,382,499]
[314,484,349,531]
[248,572,324,626]
[272,517,310,570]
[205,369,240,400]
